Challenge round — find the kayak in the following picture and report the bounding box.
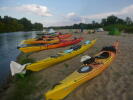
[57,34,72,39]
[19,37,83,53]
[22,37,60,44]
[45,41,119,100]
[22,34,72,44]
[25,39,96,71]
[42,34,72,39]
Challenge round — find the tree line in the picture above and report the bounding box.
[48,15,133,33]
[0,16,43,33]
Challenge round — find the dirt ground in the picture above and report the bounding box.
[1,30,133,100]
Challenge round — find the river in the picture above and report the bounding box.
[0,31,37,86]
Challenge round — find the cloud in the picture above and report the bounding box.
[0,4,52,17]
[85,4,133,19]
[66,12,76,17]
[66,12,83,23]
[56,4,133,26]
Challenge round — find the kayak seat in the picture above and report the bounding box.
[64,49,73,53]
[37,38,43,40]
[73,37,77,40]
[95,52,109,59]
[78,66,93,73]
[84,40,91,44]
[70,45,81,50]
[47,39,53,41]
[101,46,116,53]
[83,57,95,64]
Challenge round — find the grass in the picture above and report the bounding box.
[108,28,121,36]
[8,73,39,100]
[64,63,69,68]
[8,73,51,100]
[7,52,53,100]
[6,53,39,100]
[17,53,35,64]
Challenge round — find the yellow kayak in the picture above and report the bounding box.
[22,38,60,44]
[26,39,96,71]
[45,41,119,100]
[21,34,72,44]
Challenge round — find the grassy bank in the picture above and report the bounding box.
[2,53,43,100]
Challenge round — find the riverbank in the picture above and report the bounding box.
[1,30,133,100]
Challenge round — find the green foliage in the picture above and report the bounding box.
[9,73,39,100]
[103,24,126,31]
[0,16,43,33]
[64,63,69,68]
[108,28,121,35]
[124,26,133,33]
[101,15,126,25]
[17,53,35,64]
[32,23,43,30]
[19,18,32,31]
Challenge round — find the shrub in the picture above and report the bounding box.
[108,28,121,35]
[124,26,133,33]
[17,53,35,64]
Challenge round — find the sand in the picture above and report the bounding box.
[1,30,133,100]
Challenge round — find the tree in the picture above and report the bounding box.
[101,18,107,26]
[125,17,132,25]
[19,18,32,31]
[0,16,43,33]
[106,15,118,25]
[33,23,43,30]
[0,22,5,33]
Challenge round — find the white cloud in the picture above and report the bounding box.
[66,12,76,17]
[0,4,52,17]
[66,12,83,23]
[85,4,133,19]
[56,4,133,26]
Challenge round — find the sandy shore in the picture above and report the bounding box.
[1,30,133,100]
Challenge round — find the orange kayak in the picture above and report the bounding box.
[45,41,119,100]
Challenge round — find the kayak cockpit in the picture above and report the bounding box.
[78,66,93,73]
[95,52,109,59]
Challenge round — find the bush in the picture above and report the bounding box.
[108,28,121,35]
[124,26,133,33]
[17,53,35,64]
[103,24,126,32]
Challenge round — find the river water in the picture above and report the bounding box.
[0,31,37,86]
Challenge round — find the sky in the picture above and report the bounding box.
[0,0,133,26]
